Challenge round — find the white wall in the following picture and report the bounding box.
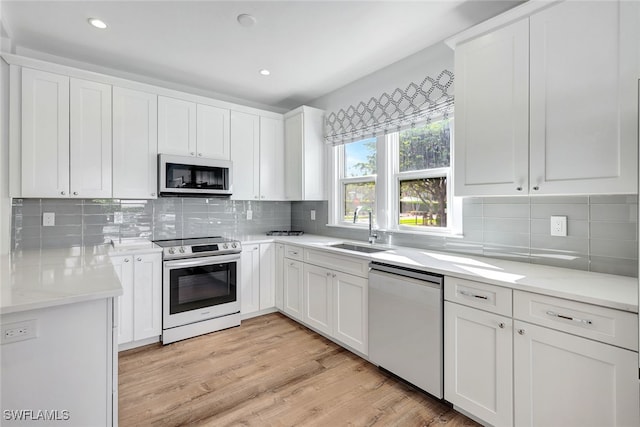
[1,55,10,255]
[309,42,453,114]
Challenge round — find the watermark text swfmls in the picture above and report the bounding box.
[3,409,70,421]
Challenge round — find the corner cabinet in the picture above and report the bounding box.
[452,0,639,196]
[21,68,112,198]
[284,106,326,200]
[112,87,158,199]
[240,243,277,317]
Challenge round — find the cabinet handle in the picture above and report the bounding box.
[289,262,295,267]
[516,187,522,191]
[190,152,195,156]
[289,251,298,255]
[255,196,258,199]
[326,272,331,276]
[60,191,66,195]
[332,273,336,278]
[459,290,488,300]
[198,153,202,157]
[124,258,130,263]
[517,329,525,335]
[137,257,142,261]
[151,192,156,197]
[253,247,258,251]
[73,191,78,196]
[545,310,593,325]
[532,186,540,191]
[498,322,505,329]
[261,196,265,199]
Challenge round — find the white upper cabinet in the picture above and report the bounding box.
[157,96,197,156]
[196,104,230,160]
[259,116,285,200]
[112,87,158,199]
[21,69,112,198]
[284,106,325,201]
[452,0,639,196]
[454,19,529,196]
[230,111,260,200]
[529,0,638,194]
[21,68,70,198]
[158,96,231,160]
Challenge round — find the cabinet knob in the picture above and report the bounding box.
[261,195,265,199]
[289,262,295,267]
[332,273,336,278]
[198,153,202,157]
[498,322,505,329]
[255,196,258,199]
[137,257,142,261]
[532,186,539,191]
[151,192,156,197]
[60,191,66,195]
[516,187,522,191]
[190,152,195,156]
[124,258,130,263]
[326,272,331,276]
[73,191,78,196]
[518,329,526,335]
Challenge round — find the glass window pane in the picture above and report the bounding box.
[399,119,450,172]
[344,182,375,223]
[344,137,377,177]
[399,177,447,227]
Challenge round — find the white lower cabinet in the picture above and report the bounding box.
[444,301,513,427]
[303,263,333,335]
[283,258,304,321]
[444,277,640,427]
[513,320,639,427]
[111,252,162,347]
[241,243,277,316]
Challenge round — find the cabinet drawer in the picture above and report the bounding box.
[284,245,303,261]
[445,277,512,317]
[513,290,638,351]
[303,249,369,278]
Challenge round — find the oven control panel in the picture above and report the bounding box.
[160,240,242,259]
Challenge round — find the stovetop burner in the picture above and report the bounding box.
[153,236,241,259]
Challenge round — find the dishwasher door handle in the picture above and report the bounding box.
[369,263,443,286]
[369,269,442,290]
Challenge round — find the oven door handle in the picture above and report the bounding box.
[164,254,240,268]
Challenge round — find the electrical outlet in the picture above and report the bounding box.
[1,319,37,344]
[310,210,316,221]
[550,215,567,237]
[114,211,123,224]
[246,210,253,220]
[42,212,55,227]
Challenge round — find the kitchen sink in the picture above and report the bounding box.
[328,243,389,253]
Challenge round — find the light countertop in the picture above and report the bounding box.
[238,233,638,313]
[1,246,125,315]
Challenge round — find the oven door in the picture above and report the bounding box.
[162,254,240,329]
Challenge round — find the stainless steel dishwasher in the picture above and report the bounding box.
[368,261,443,398]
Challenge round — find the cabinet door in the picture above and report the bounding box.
[196,104,230,160]
[69,78,112,198]
[112,87,158,199]
[444,302,513,427]
[275,244,285,310]
[158,96,196,156]
[111,255,134,345]
[21,68,70,198]
[132,253,162,341]
[303,263,333,336]
[453,19,529,197]
[514,320,639,427]
[284,112,303,200]
[333,271,367,354]
[230,111,260,200]
[283,259,304,321]
[259,116,285,200]
[259,243,275,310]
[529,0,639,194]
[240,244,261,314]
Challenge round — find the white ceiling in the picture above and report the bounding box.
[1,1,522,111]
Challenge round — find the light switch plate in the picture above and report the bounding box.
[114,212,123,224]
[311,210,316,221]
[42,212,55,227]
[246,210,253,220]
[550,215,567,237]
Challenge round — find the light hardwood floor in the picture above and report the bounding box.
[119,313,479,426]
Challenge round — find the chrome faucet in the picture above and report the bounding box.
[368,211,378,244]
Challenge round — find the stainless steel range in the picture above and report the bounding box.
[153,236,242,344]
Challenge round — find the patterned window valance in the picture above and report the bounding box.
[324,69,454,145]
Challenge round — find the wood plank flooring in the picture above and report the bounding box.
[119,313,479,427]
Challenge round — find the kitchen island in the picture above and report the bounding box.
[0,247,122,427]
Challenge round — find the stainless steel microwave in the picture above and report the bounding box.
[158,154,232,196]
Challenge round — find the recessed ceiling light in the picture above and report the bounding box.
[237,14,257,27]
[88,18,107,29]
[259,69,271,76]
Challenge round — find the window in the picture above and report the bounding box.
[395,120,451,229]
[339,137,376,225]
[331,118,456,234]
